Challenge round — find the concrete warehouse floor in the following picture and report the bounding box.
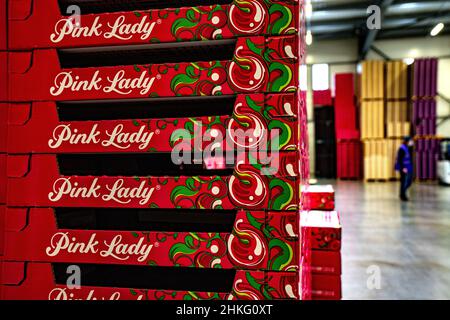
[322,180,450,300]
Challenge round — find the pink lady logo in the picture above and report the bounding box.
[48,124,155,150]
[49,70,157,97]
[48,178,156,205]
[45,233,154,262]
[50,15,157,43]
[48,289,144,300]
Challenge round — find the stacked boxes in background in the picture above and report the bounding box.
[1,0,343,301]
[363,139,402,181]
[411,58,439,180]
[313,89,333,107]
[384,60,409,180]
[361,60,385,101]
[301,186,341,300]
[334,73,361,179]
[361,61,385,141]
[361,61,387,181]
[361,100,384,139]
[300,208,341,299]
[1,0,8,271]
[413,100,437,136]
[360,60,410,181]
[314,104,336,179]
[415,138,440,181]
[386,61,410,139]
[386,101,410,139]
[412,59,438,99]
[360,58,442,182]
[302,185,335,211]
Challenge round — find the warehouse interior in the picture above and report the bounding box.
[306,0,450,299]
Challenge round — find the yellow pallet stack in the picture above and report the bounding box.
[363,138,402,181]
[360,60,409,181]
[387,139,403,179]
[386,61,410,139]
[361,100,384,139]
[386,101,410,138]
[386,60,408,100]
[361,60,385,100]
[361,60,387,181]
[363,140,389,181]
[385,61,410,181]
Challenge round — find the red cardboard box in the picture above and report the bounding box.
[8,93,300,153]
[301,211,341,251]
[9,0,300,50]
[334,73,358,140]
[0,0,6,50]
[0,153,5,204]
[311,274,341,300]
[300,255,312,300]
[0,52,7,101]
[0,103,6,151]
[3,208,299,271]
[301,185,334,210]
[313,90,332,106]
[1,262,301,300]
[337,140,361,179]
[0,205,4,256]
[7,153,300,210]
[8,36,299,102]
[309,250,341,275]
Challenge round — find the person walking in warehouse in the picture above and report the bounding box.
[395,137,414,201]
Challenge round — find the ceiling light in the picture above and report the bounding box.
[403,58,414,65]
[430,23,444,36]
[306,30,313,46]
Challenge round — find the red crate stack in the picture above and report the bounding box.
[313,89,332,106]
[300,186,341,299]
[334,73,361,179]
[0,0,6,51]
[1,0,8,274]
[0,0,343,300]
[301,210,342,300]
[301,185,335,211]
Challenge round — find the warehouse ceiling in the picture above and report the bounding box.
[310,0,450,56]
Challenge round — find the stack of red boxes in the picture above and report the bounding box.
[301,185,341,300]
[411,58,439,181]
[0,0,341,300]
[313,89,332,107]
[0,0,8,278]
[334,73,361,179]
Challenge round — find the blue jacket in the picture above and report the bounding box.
[395,144,413,173]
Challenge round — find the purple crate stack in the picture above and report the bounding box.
[413,100,437,136]
[413,58,438,99]
[414,138,440,180]
[412,58,439,180]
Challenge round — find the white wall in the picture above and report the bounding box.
[306,35,450,177]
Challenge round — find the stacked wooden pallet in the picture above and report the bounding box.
[360,60,410,181]
[0,0,8,275]
[411,58,439,181]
